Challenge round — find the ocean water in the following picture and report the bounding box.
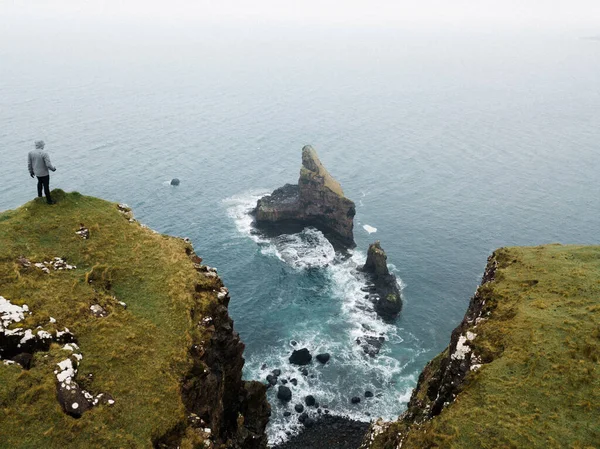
[1,26,600,444]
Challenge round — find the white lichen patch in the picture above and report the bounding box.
[217,287,229,300]
[0,296,29,331]
[55,358,77,383]
[451,331,477,361]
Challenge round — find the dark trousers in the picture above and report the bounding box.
[37,175,52,203]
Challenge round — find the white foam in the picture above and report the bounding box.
[223,191,272,245]
[363,224,378,234]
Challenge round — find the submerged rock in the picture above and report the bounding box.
[360,241,402,320]
[254,145,356,248]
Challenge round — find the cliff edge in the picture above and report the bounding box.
[254,145,356,248]
[0,191,269,449]
[361,245,600,448]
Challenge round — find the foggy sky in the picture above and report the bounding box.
[2,0,600,30]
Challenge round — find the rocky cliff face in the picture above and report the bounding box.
[360,241,402,321]
[254,145,356,248]
[175,249,271,449]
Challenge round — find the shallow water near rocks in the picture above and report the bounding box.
[1,27,599,444]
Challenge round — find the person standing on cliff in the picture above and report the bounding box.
[28,140,57,204]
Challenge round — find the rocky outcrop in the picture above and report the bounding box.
[360,241,402,320]
[254,145,356,248]
[359,253,498,449]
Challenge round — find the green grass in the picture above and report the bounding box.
[0,191,218,448]
[371,245,600,449]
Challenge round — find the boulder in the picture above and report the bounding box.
[316,353,330,364]
[360,241,402,320]
[351,396,361,404]
[170,178,180,186]
[305,395,316,407]
[277,386,292,402]
[283,411,291,417]
[290,378,298,386]
[365,390,374,398]
[295,404,304,413]
[266,374,278,386]
[254,146,356,248]
[289,348,312,365]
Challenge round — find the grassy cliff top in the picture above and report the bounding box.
[0,191,218,448]
[372,244,600,448]
[300,145,345,197]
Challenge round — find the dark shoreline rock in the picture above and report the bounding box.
[254,145,356,249]
[360,241,402,321]
[271,414,370,449]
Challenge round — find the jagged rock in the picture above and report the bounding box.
[316,353,330,364]
[277,386,292,402]
[57,381,93,418]
[356,335,385,357]
[289,348,312,365]
[254,145,356,248]
[360,241,402,320]
[12,352,33,369]
[90,304,108,317]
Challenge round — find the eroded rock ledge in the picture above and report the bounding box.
[254,145,356,248]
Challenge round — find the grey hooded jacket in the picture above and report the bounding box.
[28,150,56,177]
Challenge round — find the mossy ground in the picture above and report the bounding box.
[372,244,600,449]
[0,191,216,448]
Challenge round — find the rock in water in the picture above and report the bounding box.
[277,386,292,402]
[170,178,180,186]
[254,145,356,248]
[316,353,330,364]
[289,348,312,365]
[360,241,402,320]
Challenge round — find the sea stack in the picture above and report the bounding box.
[254,145,356,248]
[361,241,402,320]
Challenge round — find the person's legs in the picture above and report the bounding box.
[39,175,53,203]
[36,177,43,197]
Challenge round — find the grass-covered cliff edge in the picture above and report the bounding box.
[0,191,269,449]
[362,245,600,449]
